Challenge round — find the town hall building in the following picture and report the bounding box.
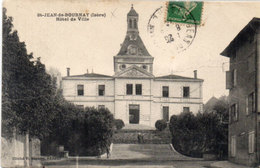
[62,6,204,127]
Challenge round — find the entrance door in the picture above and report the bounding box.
[163,106,169,121]
[129,105,140,124]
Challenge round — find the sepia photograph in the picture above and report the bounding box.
[1,0,260,167]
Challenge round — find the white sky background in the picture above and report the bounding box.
[3,0,260,103]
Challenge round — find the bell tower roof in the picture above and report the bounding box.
[127,5,138,16]
[116,5,151,56]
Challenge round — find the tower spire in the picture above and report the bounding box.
[127,5,139,33]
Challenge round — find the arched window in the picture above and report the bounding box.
[134,19,137,28]
[129,19,132,28]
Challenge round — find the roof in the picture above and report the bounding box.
[128,6,138,16]
[155,74,203,81]
[64,72,112,78]
[204,96,219,112]
[221,17,260,57]
[117,35,151,56]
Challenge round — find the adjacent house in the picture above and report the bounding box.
[62,6,204,127]
[221,17,260,166]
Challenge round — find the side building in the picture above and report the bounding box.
[62,6,204,127]
[221,17,260,166]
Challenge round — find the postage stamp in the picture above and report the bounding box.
[166,1,203,25]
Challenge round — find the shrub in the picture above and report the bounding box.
[114,119,125,130]
[155,119,167,131]
[169,111,228,159]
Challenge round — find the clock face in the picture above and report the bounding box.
[128,45,137,55]
[120,64,126,70]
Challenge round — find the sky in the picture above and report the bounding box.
[3,0,260,103]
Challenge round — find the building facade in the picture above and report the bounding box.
[62,6,204,127]
[221,18,260,166]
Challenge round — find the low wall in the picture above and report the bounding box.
[1,133,41,167]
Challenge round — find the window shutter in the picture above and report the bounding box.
[231,136,236,157]
[248,132,255,153]
[235,103,238,121]
[234,69,237,86]
[246,97,249,115]
[252,92,255,112]
[226,71,232,89]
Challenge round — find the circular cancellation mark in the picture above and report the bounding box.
[147,4,198,53]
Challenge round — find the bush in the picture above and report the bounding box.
[169,111,228,159]
[155,119,167,131]
[114,119,125,130]
[47,106,114,156]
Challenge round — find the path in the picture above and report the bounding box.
[110,144,201,161]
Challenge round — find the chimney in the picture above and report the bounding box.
[87,69,89,74]
[193,70,197,79]
[67,67,70,77]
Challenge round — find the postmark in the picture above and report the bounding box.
[147,2,200,53]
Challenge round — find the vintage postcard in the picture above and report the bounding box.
[1,0,260,168]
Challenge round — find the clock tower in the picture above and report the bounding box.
[114,5,154,75]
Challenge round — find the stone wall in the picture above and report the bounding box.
[1,132,41,167]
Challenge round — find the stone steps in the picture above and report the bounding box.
[112,128,172,144]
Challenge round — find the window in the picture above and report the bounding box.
[134,19,137,28]
[230,104,238,122]
[247,92,255,114]
[136,84,142,95]
[129,19,132,28]
[231,136,236,157]
[126,84,133,95]
[77,85,84,96]
[98,105,105,109]
[183,107,190,113]
[163,106,169,121]
[98,85,105,96]
[183,87,190,98]
[162,86,169,97]
[248,131,255,154]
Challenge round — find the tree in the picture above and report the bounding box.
[2,8,57,139]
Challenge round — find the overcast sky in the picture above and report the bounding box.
[4,0,260,103]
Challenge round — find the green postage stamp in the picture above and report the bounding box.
[166,1,203,25]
